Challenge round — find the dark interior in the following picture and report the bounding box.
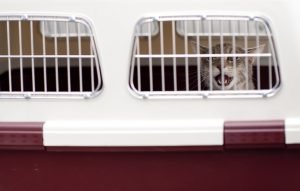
[133,65,279,91]
[0,65,100,92]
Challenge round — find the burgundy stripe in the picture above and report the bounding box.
[0,120,289,151]
[0,122,44,150]
[0,145,44,150]
[46,146,223,152]
[224,120,285,149]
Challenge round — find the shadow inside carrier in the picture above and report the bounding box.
[132,64,279,91]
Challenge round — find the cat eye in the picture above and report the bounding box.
[227,57,241,62]
[203,57,218,62]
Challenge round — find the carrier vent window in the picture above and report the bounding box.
[0,15,102,99]
[130,16,281,98]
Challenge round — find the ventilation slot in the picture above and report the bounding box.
[130,15,281,98]
[0,15,102,99]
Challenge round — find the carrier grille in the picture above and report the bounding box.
[130,15,280,98]
[0,15,102,99]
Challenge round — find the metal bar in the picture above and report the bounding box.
[18,21,23,92]
[30,21,36,92]
[265,25,279,89]
[196,20,201,91]
[160,21,165,91]
[244,20,249,90]
[0,55,95,58]
[42,21,47,92]
[0,52,274,58]
[135,22,142,91]
[95,61,102,92]
[0,55,96,58]
[90,36,95,92]
[135,53,271,58]
[66,21,71,92]
[268,44,273,89]
[54,21,59,92]
[6,20,12,92]
[179,34,268,37]
[172,20,177,91]
[231,20,237,90]
[0,89,272,97]
[220,20,224,90]
[77,23,83,92]
[0,92,100,97]
[91,34,102,91]
[136,36,141,91]
[255,21,261,90]
[184,20,189,91]
[148,21,153,91]
[208,20,213,90]
[201,19,205,35]
[1,16,82,22]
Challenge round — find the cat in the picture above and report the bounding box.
[190,41,265,90]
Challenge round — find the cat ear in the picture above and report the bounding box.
[190,38,209,53]
[246,44,266,65]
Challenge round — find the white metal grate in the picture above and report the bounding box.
[129,15,281,98]
[0,15,102,99]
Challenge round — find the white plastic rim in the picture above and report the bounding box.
[285,118,300,144]
[43,119,224,147]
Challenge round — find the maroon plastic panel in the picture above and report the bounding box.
[0,122,44,150]
[1,150,300,191]
[224,120,285,149]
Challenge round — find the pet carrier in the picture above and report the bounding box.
[1,0,300,191]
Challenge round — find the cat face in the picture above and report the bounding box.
[191,42,265,90]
